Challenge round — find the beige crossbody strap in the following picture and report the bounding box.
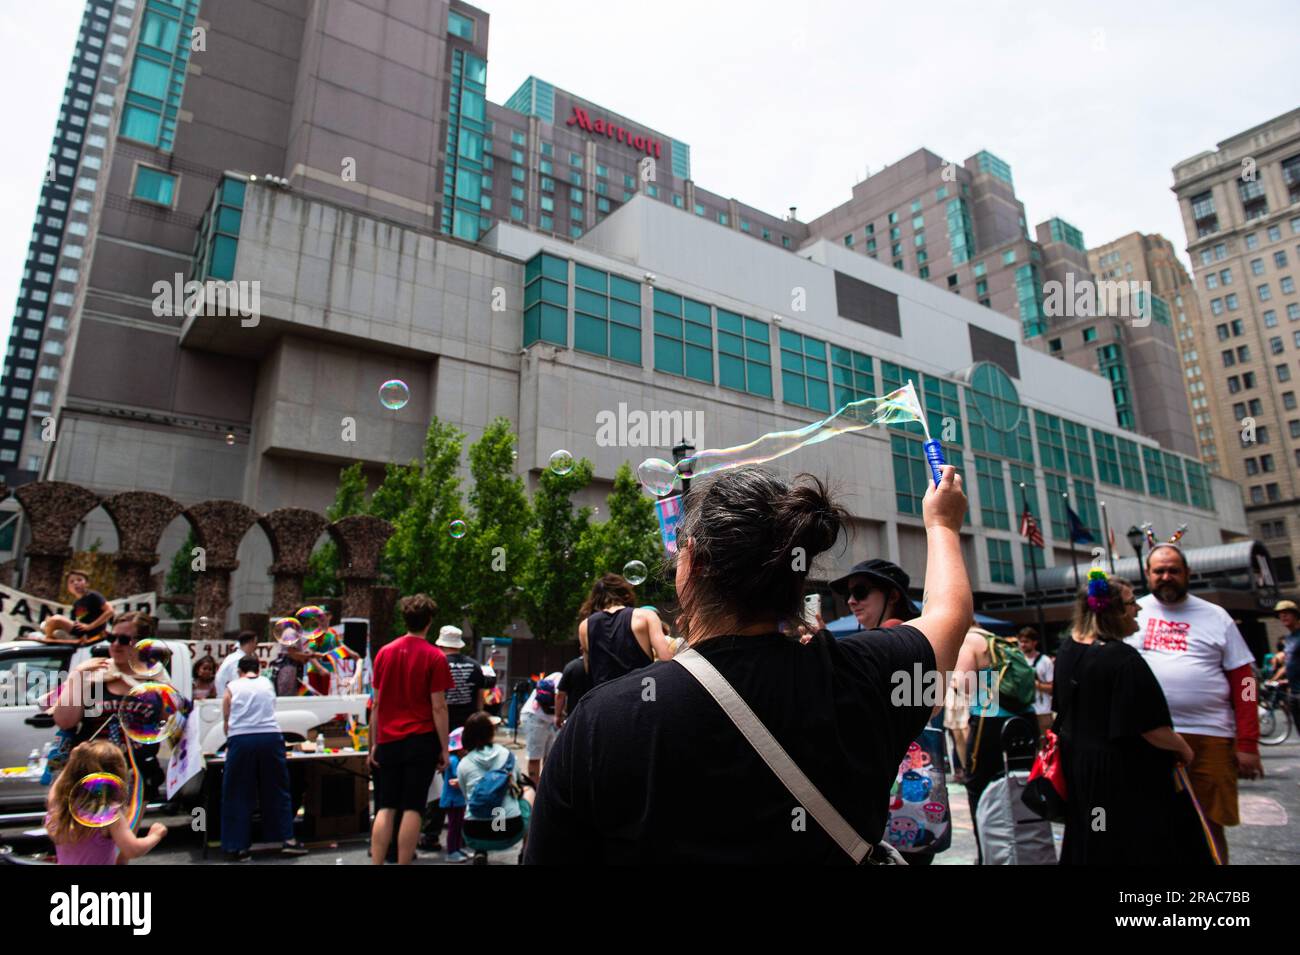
[674,647,871,864]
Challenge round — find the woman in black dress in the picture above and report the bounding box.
[1054,571,1198,865]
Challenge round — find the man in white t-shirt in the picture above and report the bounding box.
[1128,544,1260,864]
[1017,627,1054,733]
[520,671,562,784]
[215,631,259,700]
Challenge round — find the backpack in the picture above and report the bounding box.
[978,629,1037,713]
[467,751,518,818]
[534,677,557,715]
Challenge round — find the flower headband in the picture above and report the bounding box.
[1086,567,1112,612]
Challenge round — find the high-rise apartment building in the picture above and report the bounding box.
[1085,232,1214,464]
[0,0,128,486]
[1173,107,1300,586]
[805,150,1199,455]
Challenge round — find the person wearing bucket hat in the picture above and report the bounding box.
[830,559,921,631]
[833,559,950,865]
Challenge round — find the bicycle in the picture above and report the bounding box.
[1258,680,1293,746]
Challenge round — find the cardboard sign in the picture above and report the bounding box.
[165,707,203,800]
[0,585,156,642]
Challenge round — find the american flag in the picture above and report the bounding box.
[1020,507,1045,548]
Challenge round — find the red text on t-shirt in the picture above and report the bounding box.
[1143,618,1189,653]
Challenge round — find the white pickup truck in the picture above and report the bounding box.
[0,638,367,811]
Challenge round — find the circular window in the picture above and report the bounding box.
[968,362,1022,432]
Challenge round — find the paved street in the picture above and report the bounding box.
[6,736,1297,865]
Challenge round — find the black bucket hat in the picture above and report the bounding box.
[829,559,920,617]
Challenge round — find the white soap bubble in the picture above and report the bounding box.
[623,560,648,586]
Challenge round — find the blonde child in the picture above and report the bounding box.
[45,741,167,864]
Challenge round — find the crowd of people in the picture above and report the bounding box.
[26,462,1297,866]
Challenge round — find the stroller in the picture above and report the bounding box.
[974,717,1057,865]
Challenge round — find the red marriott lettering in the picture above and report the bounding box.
[566,106,662,159]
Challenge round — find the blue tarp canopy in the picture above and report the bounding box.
[826,611,1018,637]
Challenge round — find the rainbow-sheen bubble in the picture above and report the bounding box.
[135,638,170,667]
[120,682,184,745]
[637,383,925,495]
[622,560,648,586]
[295,605,327,638]
[548,449,575,475]
[274,616,302,647]
[379,379,410,410]
[68,772,126,828]
[449,519,467,539]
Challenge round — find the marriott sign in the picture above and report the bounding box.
[566,106,663,159]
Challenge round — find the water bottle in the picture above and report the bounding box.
[27,749,40,775]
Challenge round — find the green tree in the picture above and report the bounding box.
[518,458,595,642]
[162,529,198,620]
[581,461,674,608]
[304,462,369,598]
[381,419,469,635]
[462,418,531,640]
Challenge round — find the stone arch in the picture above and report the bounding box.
[101,491,183,597]
[258,508,328,617]
[328,515,394,618]
[14,481,100,598]
[184,499,260,627]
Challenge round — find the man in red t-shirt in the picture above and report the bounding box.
[368,594,453,865]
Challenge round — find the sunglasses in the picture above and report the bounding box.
[846,584,877,602]
[111,633,138,646]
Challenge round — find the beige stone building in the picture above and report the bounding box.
[1172,108,1300,593]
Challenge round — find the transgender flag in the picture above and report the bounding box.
[655,495,683,554]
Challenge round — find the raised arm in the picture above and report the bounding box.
[911,465,971,677]
[577,618,590,671]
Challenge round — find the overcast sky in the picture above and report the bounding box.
[2,0,1297,351]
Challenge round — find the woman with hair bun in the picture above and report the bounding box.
[526,464,971,864]
[1054,570,1199,864]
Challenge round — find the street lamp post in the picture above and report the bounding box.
[672,441,695,497]
[1126,525,1146,594]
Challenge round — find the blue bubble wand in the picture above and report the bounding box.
[910,379,947,486]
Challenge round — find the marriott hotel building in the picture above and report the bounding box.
[0,0,1263,632]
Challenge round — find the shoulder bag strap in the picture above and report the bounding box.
[674,647,871,864]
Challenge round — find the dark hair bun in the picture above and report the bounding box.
[774,475,844,564]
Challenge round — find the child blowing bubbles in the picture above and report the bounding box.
[46,741,167,864]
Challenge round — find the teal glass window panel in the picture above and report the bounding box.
[210,235,238,280]
[574,288,607,318]
[744,318,769,342]
[654,289,682,313]
[540,255,567,281]
[215,206,241,233]
[220,178,247,206]
[782,370,806,406]
[685,344,713,382]
[609,275,639,303]
[455,168,481,201]
[121,106,160,144]
[141,11,180,50]
[718,331,742,356]
[610,324,640,364]
[574,264,607,292]
[448,11,475,38]
[539,303,566,344]
[685,321,711,346]
[133,166,176,205]
[719,353,745,390]
[540,278,567,306]
[654,336,684,375]
[574,314,607,356]
[523,304,540,345]
[610,299,640,327]
[654,313,682,338]
[129,58,170,99]
[716,309,742,334]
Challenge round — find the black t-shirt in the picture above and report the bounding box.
[525,625,935,864]
[557,656,593,717]
[1053,638,1172,743]
[71,591,108,638]
[444,653,486,730]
